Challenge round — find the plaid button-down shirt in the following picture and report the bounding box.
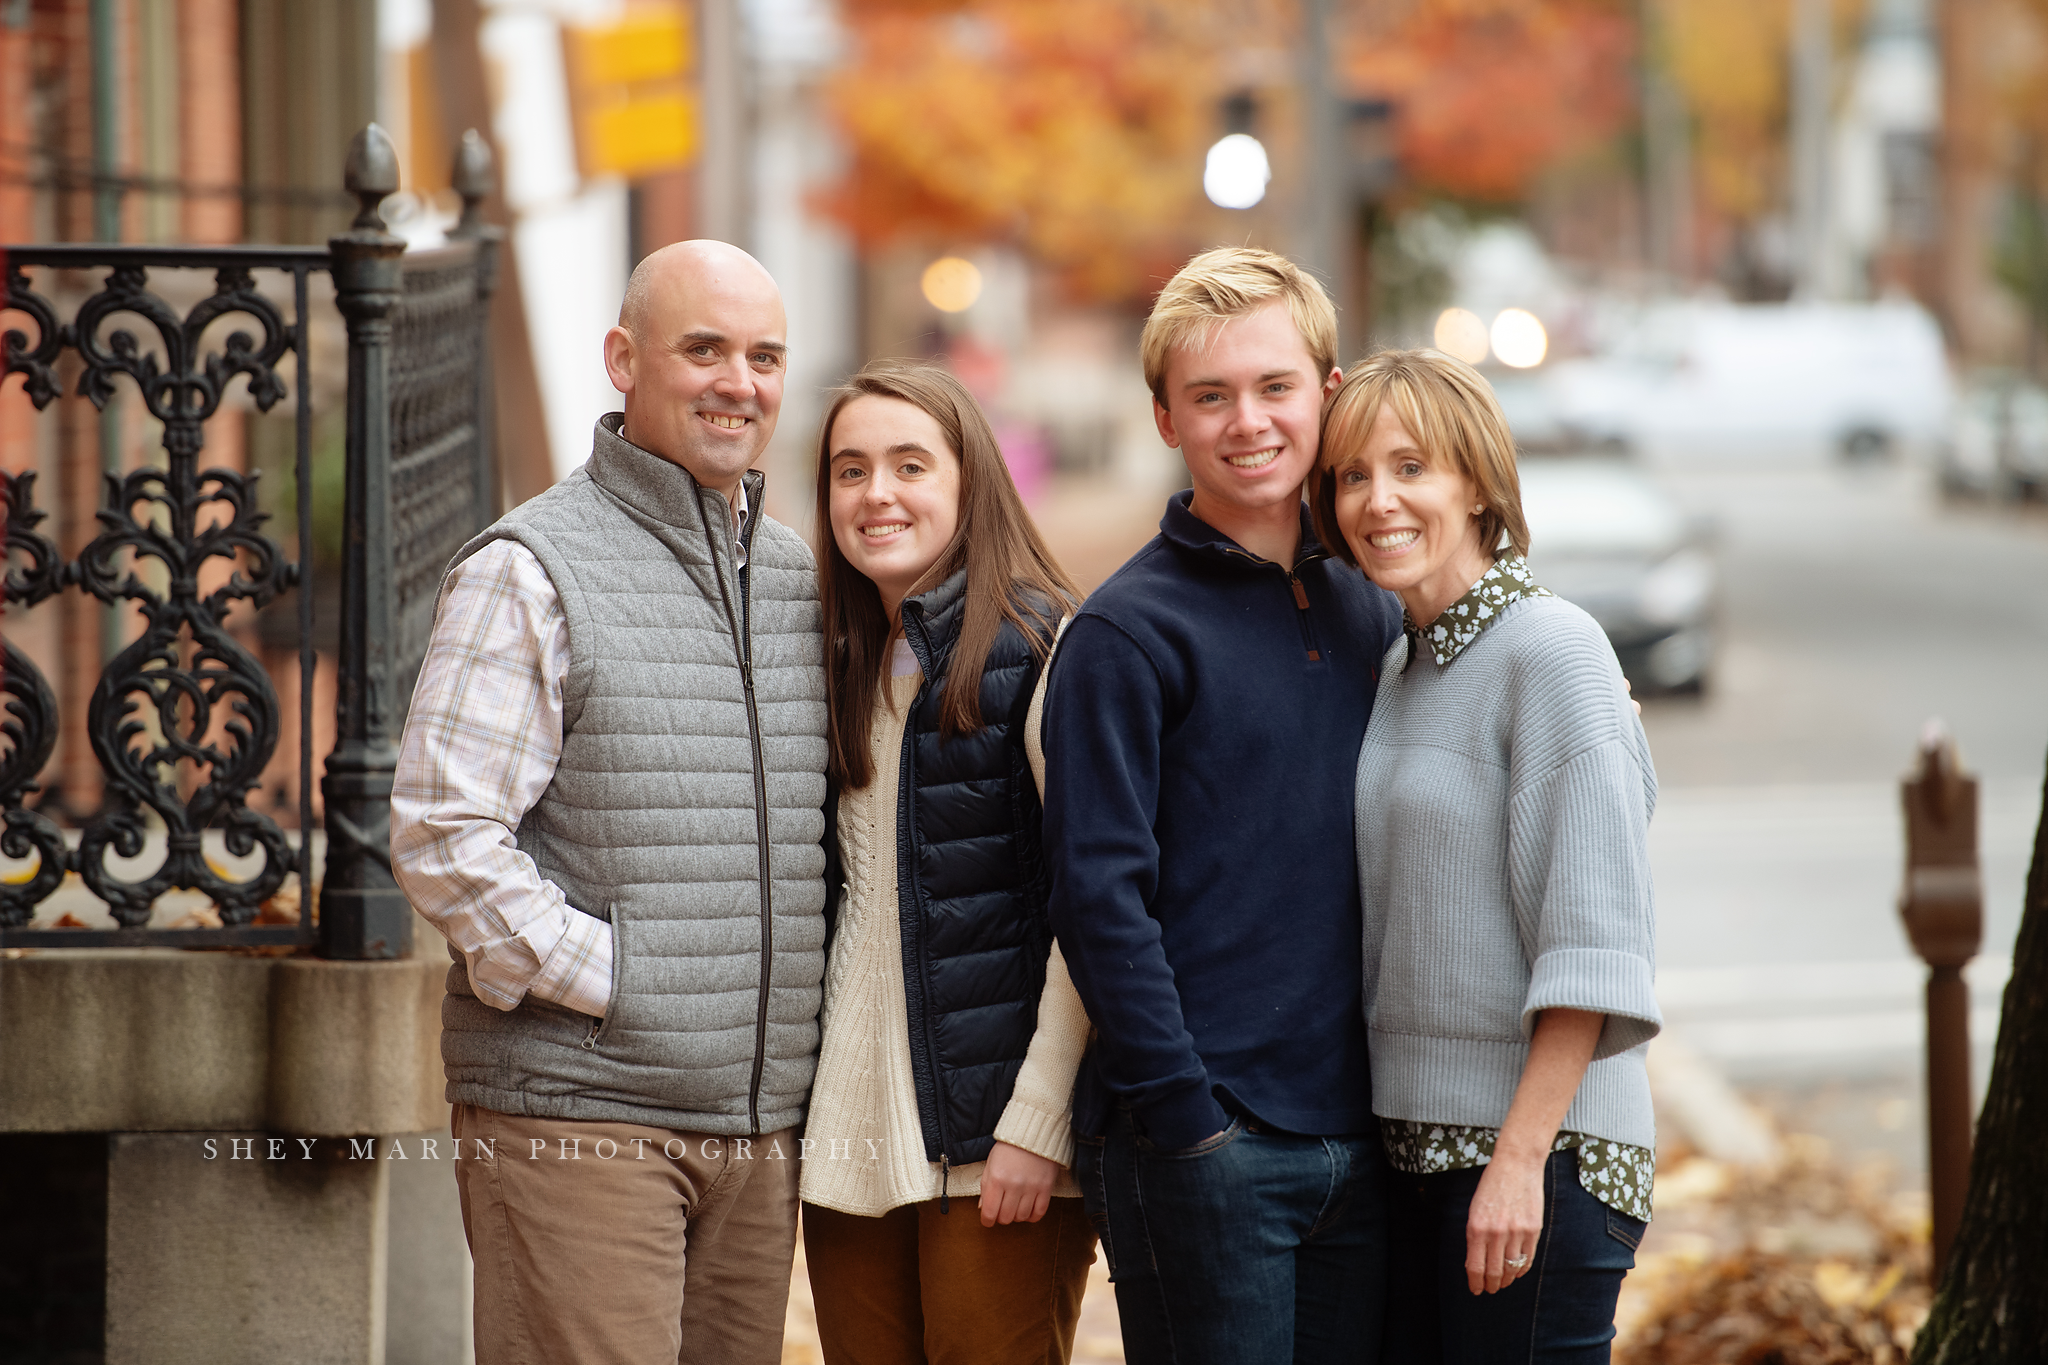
[390,482,750,1019]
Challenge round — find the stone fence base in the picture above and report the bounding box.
[0,947,468,1364]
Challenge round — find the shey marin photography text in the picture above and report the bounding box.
[198,1135,892,1162]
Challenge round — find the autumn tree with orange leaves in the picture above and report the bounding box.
[1345,0,1639,205]
[821,0,1215,299]
[823,0,1647,300]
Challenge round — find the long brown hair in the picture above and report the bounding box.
[814,360,1079,791]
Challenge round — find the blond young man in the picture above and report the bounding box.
[1040,248,1404,1363]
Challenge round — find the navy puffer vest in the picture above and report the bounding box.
[895,572,1056,1167]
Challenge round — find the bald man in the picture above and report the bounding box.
[393,241,830,1364]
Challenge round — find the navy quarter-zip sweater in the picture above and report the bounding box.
[1042,491,1405,1150]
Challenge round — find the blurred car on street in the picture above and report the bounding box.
[1490,372,1632,455]
[1540,300,1952,466]
[1936,376,2048,501]
[1520,457,1718,694]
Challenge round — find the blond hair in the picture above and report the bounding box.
[1309,348,1530,565]
[1140,247,1337,403]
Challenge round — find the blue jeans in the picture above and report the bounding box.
[1074,1105,1388,1365]
[1384,1150,1643,1363]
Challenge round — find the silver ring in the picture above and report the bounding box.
[1505,1254,1530,1269]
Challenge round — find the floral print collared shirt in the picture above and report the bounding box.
[1385,551,1655,1224]
[1380,1120,1655,1223]
[1404,552,1552,668]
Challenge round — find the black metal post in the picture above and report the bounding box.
[293,263,318,952]
[321,125,411,960]
[1899,725,1985,1279]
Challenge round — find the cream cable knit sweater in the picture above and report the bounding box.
[800,646,1090,1216]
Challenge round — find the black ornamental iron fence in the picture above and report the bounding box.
[0,125,500,959]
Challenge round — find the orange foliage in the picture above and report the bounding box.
[1346,0,1640,204]
[824,0,1647,294]
[1659,0,1872,222]
[1660,0,1789,221]
[819,0,1212,299]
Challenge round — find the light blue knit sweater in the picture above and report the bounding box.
[1354,594,1661,1150]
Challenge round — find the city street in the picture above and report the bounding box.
[12,0,2047,1354]
[1639,463,2043,1165]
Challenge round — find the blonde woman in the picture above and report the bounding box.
[800,361,1094,1364]
[1310,349,1661,1361]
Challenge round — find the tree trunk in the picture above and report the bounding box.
[1914,749,2048,1361]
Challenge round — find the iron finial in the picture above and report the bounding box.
[343,124,401,233]
[452,130,496,239]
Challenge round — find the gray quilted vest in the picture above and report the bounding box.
[436,414,828,1135]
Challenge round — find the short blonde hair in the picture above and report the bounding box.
[1309,348,1530,565]
[1141,247,1337,403]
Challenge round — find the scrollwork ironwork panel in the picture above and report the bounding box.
[389,249,492,714]
[2,260,64,408]
[2,471,71,923]
[6,130,502,953]
[6,262,302,925]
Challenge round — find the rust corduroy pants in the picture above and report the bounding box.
[802,1196,1095,1365]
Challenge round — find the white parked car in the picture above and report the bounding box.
[1937,378,2048,500]
[1543,300,1953,465]
[1520,458,1717,694]
[1491,372,1631,455]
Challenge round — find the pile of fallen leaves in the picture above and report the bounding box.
[1617,1134,1932,1364]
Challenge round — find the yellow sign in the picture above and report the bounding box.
[565,5,698,180]
[583,91,699,179]
[573,7,690,86]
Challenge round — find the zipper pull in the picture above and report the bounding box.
[581,1017,600,1051]
[1289,573,1322,661]
[939,1154,951,1214]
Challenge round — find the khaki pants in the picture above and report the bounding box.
[452,1104,801,1365]
[802,1197,1095,1365]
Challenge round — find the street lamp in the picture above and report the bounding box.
[1490,309,1549,368]
[1433,308,1490,365]
[922,256,983,313]
[1205,134,1271,210]
[1205,91,1271,210]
